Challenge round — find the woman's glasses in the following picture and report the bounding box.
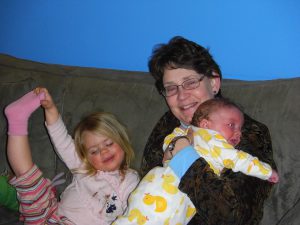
[162,76,205,97]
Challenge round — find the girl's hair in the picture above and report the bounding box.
[191,98,243,126]
[73,112,134,176]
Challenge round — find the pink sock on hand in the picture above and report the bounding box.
[4,91,45,136]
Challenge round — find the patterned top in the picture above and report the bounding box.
[47,117,140,225]
[164,126,273,180]
[141,110,276,225]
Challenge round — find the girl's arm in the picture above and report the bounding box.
[46,117,81,170]
[35,88,81,170]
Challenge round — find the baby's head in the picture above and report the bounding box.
[191,98,244,146]
[74,112,134,175]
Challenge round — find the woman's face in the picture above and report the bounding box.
[163,68,220,124]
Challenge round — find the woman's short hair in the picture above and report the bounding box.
[148,36,222,95]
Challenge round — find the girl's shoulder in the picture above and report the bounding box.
[118,169,140,197]
[124,168,140,181]
[122,169,140,188]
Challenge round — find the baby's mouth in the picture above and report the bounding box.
[229,139,238,146]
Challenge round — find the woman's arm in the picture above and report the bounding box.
[140,110,180,176]
[142,111,276,225]
[179,113,275,225]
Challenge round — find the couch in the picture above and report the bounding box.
[0,53,299,225]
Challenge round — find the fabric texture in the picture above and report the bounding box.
[168,146,200,180]
[4,91,45,135]
[0,175,18,211]
[165,126,273,180]
[0,54,299,225]
[113,166,195,225]
[10,165,73,225]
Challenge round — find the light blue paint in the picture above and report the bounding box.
[0,0,299,80]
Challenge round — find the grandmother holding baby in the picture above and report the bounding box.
[140,36,276,225]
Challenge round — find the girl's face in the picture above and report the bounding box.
[205,107,244,146]
[163,68,220,124]
[82,131,125,172]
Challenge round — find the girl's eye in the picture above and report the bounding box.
[89,148,99,155]
[105,141,113,147]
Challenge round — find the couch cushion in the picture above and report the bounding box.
[0,54,299,225]
[0,206,21,225]
[222,78,300,224]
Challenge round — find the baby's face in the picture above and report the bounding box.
[205,107,244,146]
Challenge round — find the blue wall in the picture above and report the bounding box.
[0,0,299,80]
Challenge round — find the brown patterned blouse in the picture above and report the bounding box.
[141,110,276,225]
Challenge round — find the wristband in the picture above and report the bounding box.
[166,135,191,158]
[169,146,200,179]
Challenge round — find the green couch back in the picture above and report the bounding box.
[0,54,299,225]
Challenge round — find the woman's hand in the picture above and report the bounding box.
[163,137,191,163]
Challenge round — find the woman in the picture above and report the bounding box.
[140,36,276,225]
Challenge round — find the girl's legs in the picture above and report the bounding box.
[4,91,73,224]
[5,90,45,177]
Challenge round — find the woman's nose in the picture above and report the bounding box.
[177,86,189,100]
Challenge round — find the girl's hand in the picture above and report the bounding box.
[34,87,59,125]
[34,87,55,110]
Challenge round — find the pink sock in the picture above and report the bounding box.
[4,91,45,135]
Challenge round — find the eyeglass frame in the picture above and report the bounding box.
[161,75,205,97]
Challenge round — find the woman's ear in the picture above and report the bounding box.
[210,72,221,94]
[199,119,209,129]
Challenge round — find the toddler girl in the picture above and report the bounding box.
[4,88,139,225]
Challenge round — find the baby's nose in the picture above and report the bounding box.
[234,130,242,143]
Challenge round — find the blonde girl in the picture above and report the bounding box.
[5,88,139,225]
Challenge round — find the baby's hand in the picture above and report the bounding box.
[268,170,279,183]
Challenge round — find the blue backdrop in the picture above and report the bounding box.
[0,0,299,80]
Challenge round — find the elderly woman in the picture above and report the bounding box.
[140,36,276,225]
